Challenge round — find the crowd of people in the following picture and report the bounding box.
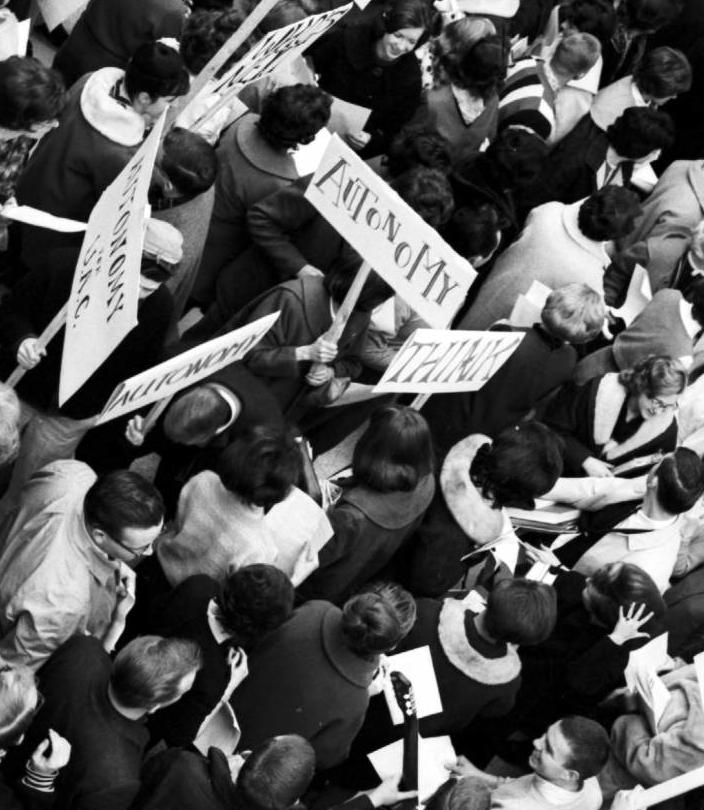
[1,0,704,807]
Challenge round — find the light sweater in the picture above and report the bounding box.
[492,774,602,810]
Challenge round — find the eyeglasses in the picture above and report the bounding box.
[649,397,678,413]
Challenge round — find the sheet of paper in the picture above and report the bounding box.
[635,670,671,734]
[2,205,86,232]
[327,96,372,138]
[611,264,652,326]
[291,127,332,177]
[509,280,551,327]
[383,646,443,725]
[625,633,670,689]
[368,736,456,802]
[461,590,487,613]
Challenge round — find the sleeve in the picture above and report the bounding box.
[73,781,141,810]
[542,380,596,473]
[643,222,695,292]
[0,269,47,352]
[0,776,55,810]
[543,475,647,511]
[245,295,306,378]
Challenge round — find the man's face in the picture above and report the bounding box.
[529,722,575,784]
[92,523,163,566]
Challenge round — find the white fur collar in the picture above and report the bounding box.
[80,68,145,147]
[437,598,521,684]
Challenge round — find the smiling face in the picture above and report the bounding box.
[377,26,424,60]
[636,391,680,420]
[530,722,576,784]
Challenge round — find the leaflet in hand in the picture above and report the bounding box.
[383,646,443,725]
[368,735,456,801]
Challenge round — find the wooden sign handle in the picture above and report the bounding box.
[325,260,372,344]
[141,394,174,435]
[635,765,704,808]
[409,393,430,411]
[5,303,68,388]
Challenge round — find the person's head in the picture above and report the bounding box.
[0,665,39,751]
[217,564,295,651]
[621,0,683,34]
[0,56,65,136]
[577,186,642,242]
[341,585,416,658]
[390,167,454,229]
[258,0,307,34]
[633,46,692,104]
[470,422,564,510]
[324,255,393,312]
[484,578,557,645]
[83,471,165,565]
[236,735,316,810]
[110,636,202,714]
[163,385,233,446]
[180,8,250,74]
[432,15,495,60]
[376,0,431,61]
[0,383,20,468]
[560,0,617,45]
[125,41,190,124]
[443,203,502,267]
[446,34,506,100]
[217,425,301,510]
[352,405,434,493]
[619,355,687,419]
[649,447,704,515]
[486,126,550,188]
[541,283,606,344]
[257,84,331,151]
[158,127,218,198]
[530,717,610,788]
[387,124,452,178]
[425,777,491,810]
[606,107,674,162]
[582,561,665,629]
[550,32,601,81]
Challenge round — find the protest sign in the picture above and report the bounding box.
[57,113,166,406]
[373,329,523,394]
[96,312,279,425]
[305,135,476,327]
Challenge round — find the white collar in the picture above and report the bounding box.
[208,383,240,436]
[207,598,232,645]
[533,775,583,804]
[630,77,647,107]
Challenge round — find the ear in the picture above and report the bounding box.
[89,526,109,549]
[564,768,581,786]
[134,91,153,111]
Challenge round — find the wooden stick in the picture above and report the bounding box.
[5,303,68,388]
[409,393,430,411]
[636,765,704,808]
[325,260,373,344]
[141,394,175,435]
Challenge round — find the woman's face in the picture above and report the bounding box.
[636,391,680,420]
[377,26,425,60]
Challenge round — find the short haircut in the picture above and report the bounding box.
[488,126,550,187]
[362,582,418,638]
[634,46,692,99]
[258,84,331,150]
[619,355,688,398]
[484,578,557,645]
[217,425,301,509]
[124,41,190,102]
[453,35,506,100]
[623,0,683,33]
[83,471,164,541]
[180,8,249,74]
[163,385,231,444]
[0,56,66,130]
[390,167,454,229]
[607,107,675,159]
[237,735,316,810]
[562,0,617,44]
[470,422,564,510]
[578,186,642,242]
[0,383,20,467]
[341,586,415,657]
[656,447,704,515]
[382,0,431,38]
[552,32,601,77]
[217,564,295,650]
[588,561,665,629]
[323,256,393,311]
[541,283,606,344]
[426,777,491,810]
[444,203,501,261]
[433,17,496,69]
[0,665,38,748]
[559,716,611,781]
[161,127,218,196]
[353,405,434,492]
[111,636,203,711]
[387,124,452,178]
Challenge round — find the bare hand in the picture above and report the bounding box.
[30,729,71,774]
[524,543,562,568]
[344,131,371,151]
[298,336,338,364]
[367,775,418,808]
[297,264,325,279]
[582,457,614,477]
[445,755,484,780]
[125,415,146,447]
[609,602,654,645]
[16,337,46,369]
[305,363,334,387]
[114,564,136,619]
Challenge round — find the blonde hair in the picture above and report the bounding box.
[541,283,606,344]
[553,31,601,77]
[0,383,20,467]
[0,665,37,747]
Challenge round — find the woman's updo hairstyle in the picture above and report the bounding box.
[377,0,432,45]
[341,584,415,658]
[618,355,687,398]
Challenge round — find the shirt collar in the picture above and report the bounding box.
[207,598,232,645]
[78,515,120,587]
[533,775,584,804]
[208,383,240,436]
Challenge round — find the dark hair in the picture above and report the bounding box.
[656,447,704,514]
[577,186,642,241]
[83,471,164,541]
[634,46,692,99]
[484,578,557,644]
[363,582,417,637]
[0,56,66,130]
[161,127,218,196]
[217,425,301,509]
[258,0,307,33]
[686,279,704,328]
[217,564,295,651]
[387,124,452,177]
[451,35,506,100]
[622,0,683,32]
[487,126,550,187]
[125,41,190,101]
[561,0,617,45]
[559,716,611,781]
[164,386,232,445]
[323,255,393,312]
[237,735,316,810]
[258,84,331,150]
[341,587,413,657]
[444,203,501,260]
[607,107,674,159]
[470,422,564,510]
[353,405,434,492]
[390,167,454,229]
[618,355,688,398]
[111,636,202,711]
[588,561,665,629]
[180,9,249,74]
[381,0,431,40]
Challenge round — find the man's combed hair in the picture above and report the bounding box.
[559,716,611,782]
[577,186,642,242]
[485,578,557,645]
[656,448,704,515]
[83,471,164,540]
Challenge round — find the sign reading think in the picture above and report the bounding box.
[305,135,476,328]
[58,113,166,406]
[96,312,280,425]
[373,329,524,394]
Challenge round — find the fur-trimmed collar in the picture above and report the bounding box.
[80,68,145,147]
[437,598,521,684]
